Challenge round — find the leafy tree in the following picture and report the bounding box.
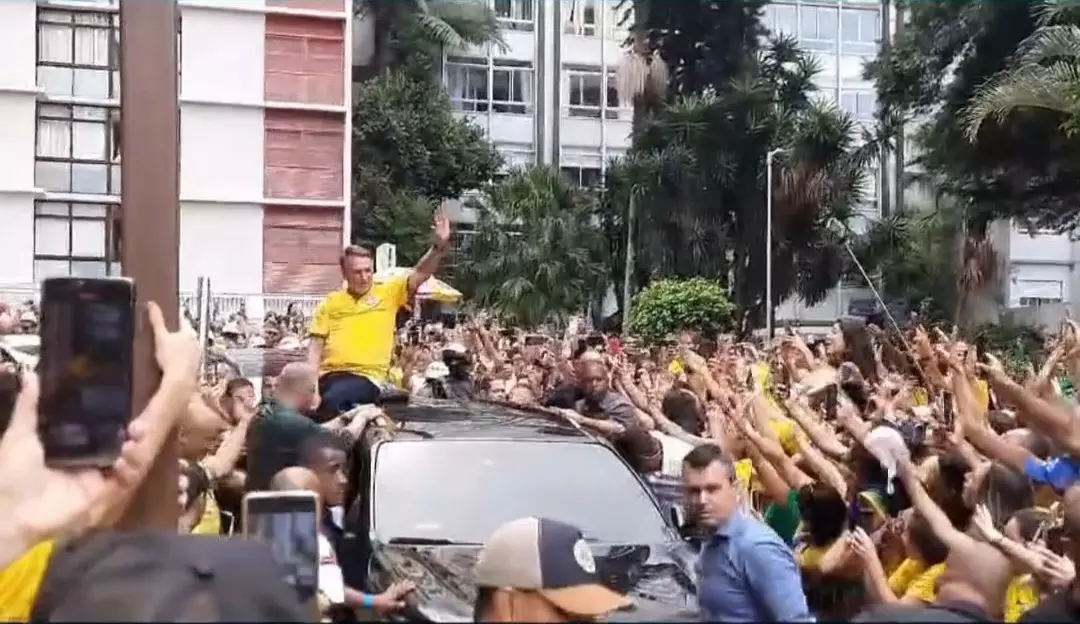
[867,0,1080,231]
[628,278,736,344]
[352,71,502,263]
[605,17,882,331]
[460,167,608,328]
[357,0,505,79]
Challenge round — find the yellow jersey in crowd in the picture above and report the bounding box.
[0,540,54,621]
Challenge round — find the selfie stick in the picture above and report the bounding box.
[827,218,912,353]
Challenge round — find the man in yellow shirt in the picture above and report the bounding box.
[308,211,450,415]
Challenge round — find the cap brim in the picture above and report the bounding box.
[539,584,632,616]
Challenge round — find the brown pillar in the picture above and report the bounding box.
[116,0,181,530]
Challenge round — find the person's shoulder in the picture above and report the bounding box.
[318,289,351,308]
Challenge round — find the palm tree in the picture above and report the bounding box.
[604,36,883,329]
[460,167,608,327]
[962,2,1080,140]
[357,0,506,75]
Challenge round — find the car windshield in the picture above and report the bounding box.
[373,440,671,545]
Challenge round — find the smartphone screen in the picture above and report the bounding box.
[38,277,135,468]
[243,491,321,605]
[825,384,838,420]
[942,392,954,427]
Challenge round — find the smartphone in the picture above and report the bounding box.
[847,496,861,531]
[824,384,838,420]
[242,491,321,607]
[745,368,755,391]
[942,392,954,427]
[585,334,606,349]
[38,277,135,468]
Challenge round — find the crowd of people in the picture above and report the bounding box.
[0,209,1078,622]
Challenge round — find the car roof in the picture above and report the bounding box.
[381,397,598,443]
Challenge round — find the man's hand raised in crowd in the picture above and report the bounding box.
[0,301,199,569]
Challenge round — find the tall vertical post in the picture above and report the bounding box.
[195,277,211,380]
[116,0,181,530]
[621,194,635,335]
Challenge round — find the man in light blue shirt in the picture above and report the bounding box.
[682,444,814,622]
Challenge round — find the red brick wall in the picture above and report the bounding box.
[265,15,345,105]
[263,206,343,294]
[264,110,344,201]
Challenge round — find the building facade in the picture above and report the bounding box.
[0,0,352,312]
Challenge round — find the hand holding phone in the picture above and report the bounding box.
[38,277,135,468]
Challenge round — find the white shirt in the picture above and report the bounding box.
[318,533,345,605]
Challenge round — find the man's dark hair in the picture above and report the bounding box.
[298,431,347,468]
[340,245,373,267]
[661,389,702,436]
[0,368,19,435]
[683,444,734,476]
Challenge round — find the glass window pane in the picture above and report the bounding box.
[71,261,108,278]
[70,163,108,194]
[38,66,73,96]
[35,202,70,217]
[73,24,111,66]
[110,163,121,193]
[71,121,106,160]
[73,68,110,99]
[492,70,510,101]
[71,203,106,218]
[71,219,106,256]
[775,5,796,35]
[37,118,72,158]
[73,106,108,121]
[35,260,71,280]
[35,218,71,256]
[39,24,74,64]
[818,8,837,40]
[36,161,71,192]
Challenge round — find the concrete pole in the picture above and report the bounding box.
[116,0,181,530]
[765,148,785,339]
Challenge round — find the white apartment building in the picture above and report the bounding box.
[0,0,353,314]
[437,0,631,227]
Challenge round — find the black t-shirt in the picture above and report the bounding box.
[1019,590,1080,623]
[853,600,987,623]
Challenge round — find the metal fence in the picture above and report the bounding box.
[0,283,323,321]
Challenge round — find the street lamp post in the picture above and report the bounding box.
[116,0,181,530]
[765,148,786,339]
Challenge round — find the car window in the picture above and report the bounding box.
[372,440,671,545]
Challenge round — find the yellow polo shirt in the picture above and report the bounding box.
[309,278,409,383]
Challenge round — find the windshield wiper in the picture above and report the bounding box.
[386,537,481,546]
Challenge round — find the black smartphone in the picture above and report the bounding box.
[745,368,755,391]
[825,384,838,420]
[942,392,954,427]
[585,334,606,349]
[38,277,135,468]
[243,490,321,609]
[524,334,548,347]
[847,496,861,531]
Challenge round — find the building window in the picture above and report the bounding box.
[446,58,489,112]
[1019,296,1062,307]
[560,166,602,189]
[33,201,122,279]
[798,5,838,52]
[566,68,620,119]
[493,0,534,31]
[446,58,533,115]
[762,4,796,37]
[36,103,121,195]
[840,8,880,55]
[492,60,532,114]
[840,89,876,121]
[37,8,120,100]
